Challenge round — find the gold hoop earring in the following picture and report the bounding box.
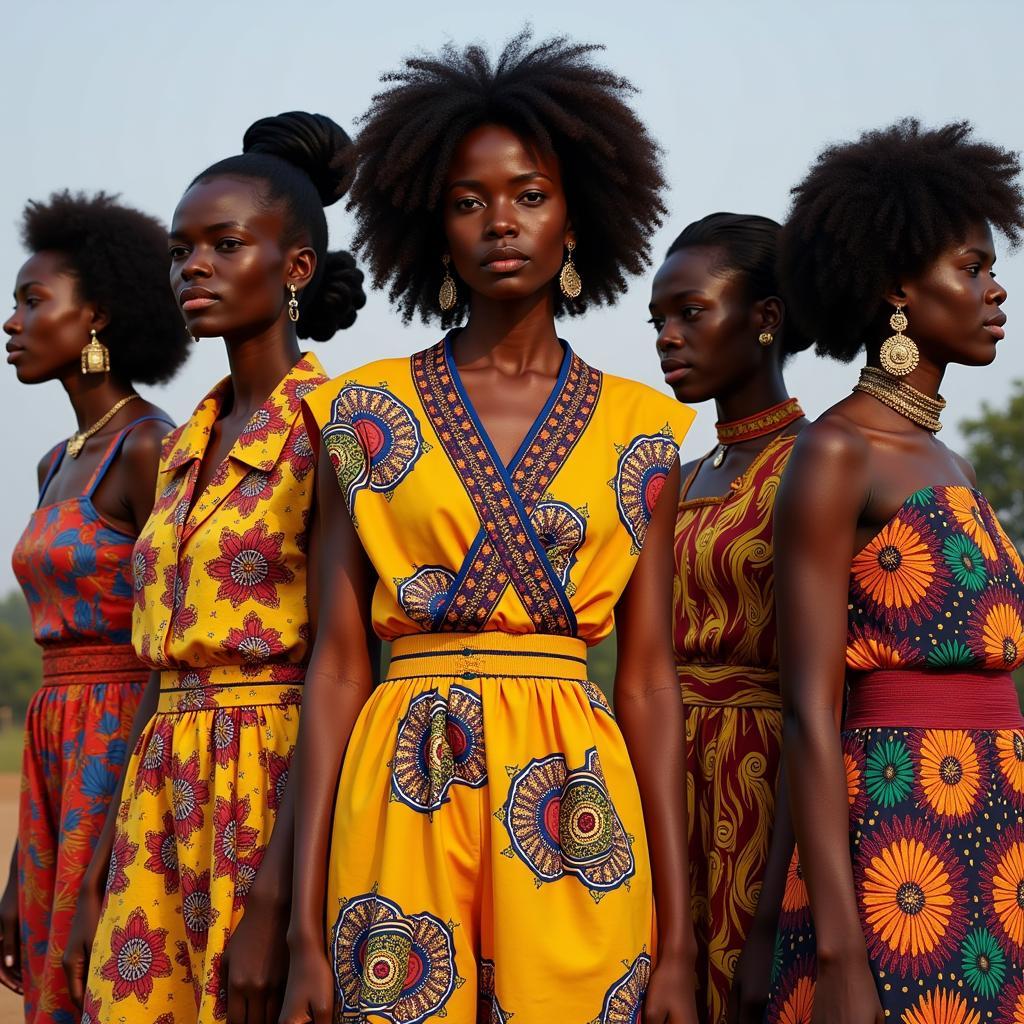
[879,303,919,376]
[758,331,775,347]
[81,329,110,374]
[287,284,300,323]
[439,255,457,312]
[559,239,582,300]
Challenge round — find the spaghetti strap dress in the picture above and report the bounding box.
[303,335,695,1024]
[83,355,328,1023]
[769,485,1024,1023]
[11,414,172,1023]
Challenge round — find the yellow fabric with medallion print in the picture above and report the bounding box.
[84,355,328,1023]
[303,335,695,1024]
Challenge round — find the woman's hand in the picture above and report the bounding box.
[0,860,21,995]
[726,920,775,1024]
[223,883,290,1024]
[643,954,699,1024]
[278,938,334,1024]
[812,950,884,1024]
[62,874,104,1006]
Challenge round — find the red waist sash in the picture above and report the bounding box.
[41,642,146,687]
[845,669,1024,729]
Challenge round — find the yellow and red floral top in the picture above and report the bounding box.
[131,354,328,682]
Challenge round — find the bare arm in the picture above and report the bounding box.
[774,421,881,1024]
[614,460,698,1024]
[281,447,377,1024]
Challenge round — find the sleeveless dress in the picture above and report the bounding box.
[674,434,796,1024]
[303,335,695,1024]
[769,485,1024,1024]
[11,415,171,1023]
[83,355,328,1023]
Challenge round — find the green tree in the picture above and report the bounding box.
[961,378,1024,548]
[0,591,40,716]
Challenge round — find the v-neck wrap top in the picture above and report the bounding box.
[131,354,329,683]
[303,337,695,644]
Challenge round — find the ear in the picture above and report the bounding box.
[285,246,317,292]
[882,283,908,308]
[86,304,111,335]
[564,221,576,249]
[754,295,784,335]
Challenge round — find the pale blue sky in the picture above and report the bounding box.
[2,0,1022,591]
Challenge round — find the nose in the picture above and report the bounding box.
[484,199,519,240]
[990,279,1008,305]
[656,322,683,355]
[2,310,20,337]
[180,248,212,281]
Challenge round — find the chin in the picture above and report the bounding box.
[950,339,999,367]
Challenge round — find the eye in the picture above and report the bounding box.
[681,306,703,321]
[454,196,483,212]
[168,244,189,261]
[24,296,40,308]
[965,264,981,277]
[216,238,244,252]
[647,316,665,332]
[519,190,546,205]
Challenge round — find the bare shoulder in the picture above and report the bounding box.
[950,447,978,487]
[119,409,175,473]
[789,408,870,475]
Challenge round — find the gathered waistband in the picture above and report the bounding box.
[157,663,305,713]
[387,632,589,682]
[845,669,1024,730]
[41,643,145,687]
[677,662,781,710]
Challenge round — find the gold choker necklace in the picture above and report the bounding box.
[67,394,139,458]
[853,367,945,433]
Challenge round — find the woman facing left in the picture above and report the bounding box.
[2,191,189,1022]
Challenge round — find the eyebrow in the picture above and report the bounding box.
[168,220,245,238]
[13,280,43,297]
[958,246,994,260]
[649,289,707,309]
[447,171,555,191]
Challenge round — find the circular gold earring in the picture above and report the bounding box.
[879,304,919,376]
[758,331,775,347]
[439,255,457,312]
[287,284,300,323]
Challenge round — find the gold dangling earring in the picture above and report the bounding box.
[438,255,457,312]
[287,284,300,323]
[559,239,582,300]
[879,303,919,376]
[80,329,110,374]
[758,331,775,347]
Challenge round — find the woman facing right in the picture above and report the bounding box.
[769,120,1024,1024]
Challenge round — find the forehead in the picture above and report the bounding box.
[446,123,562,185]
[171,176,283,235]
[15,251,77,292]
[651,246,737,298]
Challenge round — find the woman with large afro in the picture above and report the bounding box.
[2,191,187,1021]
[287,32,700,1024]
[767,120,1024,1023]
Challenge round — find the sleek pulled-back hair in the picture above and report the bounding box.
[666,212,812,360]
[21,190,189,385]
[780,118,1024,362]
[349,30,667,326]
[192,111,366,341]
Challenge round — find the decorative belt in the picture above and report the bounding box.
[387,632,589,682]
[845,669,1024,729]
[41,643,145,687]
[677,662,781,710]
[157,663,305,713]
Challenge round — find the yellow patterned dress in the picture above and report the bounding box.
[84,354,328,1023]
[673,434,797,1024]
[303,335,694,1023]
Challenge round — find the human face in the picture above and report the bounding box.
[4,251,98,384]
[169,177,299,340]
[649,246,773,403]
[897,222,1008,368]
[442,124,572,305]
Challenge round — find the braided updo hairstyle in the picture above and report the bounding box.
[192,111,366,340]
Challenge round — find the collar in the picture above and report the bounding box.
[161,353,328,474]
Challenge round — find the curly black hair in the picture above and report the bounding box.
[193,111,366,341]
[666,212,813,361]
[780,118,1024,362]
[349,30,667,326]
[21,191,189,385]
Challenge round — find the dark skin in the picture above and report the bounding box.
[1,251,171,996]
[776,221,1006,1024]
[61,176,318,1024]
[649,244,804,1024]
[280,124,699,1024]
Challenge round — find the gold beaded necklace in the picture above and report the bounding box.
[853,367,945,433]
[67,394,139,458]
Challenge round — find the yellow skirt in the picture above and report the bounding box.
[84,666,302,1023]
[327,632,655,1023]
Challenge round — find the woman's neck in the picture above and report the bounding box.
[713,361,791,425]
[454,290,562,375]
[220,320,301,419]
[60,371,135,432]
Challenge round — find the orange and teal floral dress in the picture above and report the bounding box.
[11,415,171,1024]
[83,355,328,1024]
[770,486,1024,1024]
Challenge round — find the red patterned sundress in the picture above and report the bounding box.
[769,485,1024,1023]
[10,415,169,1023]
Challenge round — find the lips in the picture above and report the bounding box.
[481,246,529,273]
[179,287,220,312]
[660,359,691,384]
[5,342,24,364]
[983,312,1007,340]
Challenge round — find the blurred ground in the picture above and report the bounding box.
[0,775,21,1023]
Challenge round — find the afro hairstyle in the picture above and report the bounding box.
[192,111,366,341]
[21,190,189,385]
[666,212,813,361]
[349,29,667,326]
[780,118,1024,362]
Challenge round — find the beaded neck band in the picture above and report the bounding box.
[853,366,945,433]
[711,397,804,467]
